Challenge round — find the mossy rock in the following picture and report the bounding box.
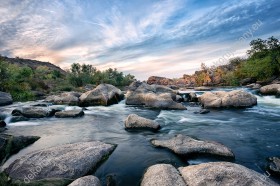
[0,134,40,165]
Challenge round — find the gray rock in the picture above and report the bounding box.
[5,141,116,181]
[194,87,212,91]
[10,116,29,123]
[179,162,278,186]
[267,157,280,176]
[199,109,210,114]
[176,95,183,102]
[0,91,13,106]
[68,175,101,186]
[79,84,124,106]
[151,134,234,159]
[126,82,186,110]
[199,90,257,108]
[125,114,160,130]
[0,134,40,164]
[55,110,84,118]
[0,120,6,127]
[46,92,80,105]
[141,164,186,186]
[260,84,280,96]
[246,83,261,89]
[189,92,198,102]
[240,77,257,85]
[12,107,53,118]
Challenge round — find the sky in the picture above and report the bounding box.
[0,0,279,80]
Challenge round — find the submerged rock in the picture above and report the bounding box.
[5,141,116,181]
[260,84,280,96]
[151,134,234,159]
[267,157,280,176]
[0,134,40,164]
[124,114,160,130]
[69,175,101,186]
[0,91,13,106]
[9,116,29,123]
[0,120,6,127]
[126,82,186,110]
[179,162,278,186]
[55,109,84,118]
[45,92,81,105]
[194,109,210,114]
[199,90,257,108]
[12,107,54,118]
[141,164,186,186]
[79,84,124,106]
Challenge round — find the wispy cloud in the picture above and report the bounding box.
[0,0,279,79]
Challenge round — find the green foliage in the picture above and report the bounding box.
[67,63,135,87]
[197,36,280,86]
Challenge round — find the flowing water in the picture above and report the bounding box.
[1,88,280,185]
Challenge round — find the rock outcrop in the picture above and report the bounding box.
[126,82,186,110]
[179,162,278,186]
[260,84,280,96]
[147,76,175,85]
[12,107,54,118]
[55,109,84,118]
[0,92,13,106]
[45,92,81,105]
[0,134,40,164]
[69,175,101,186]
[199,90,257,108]
[79,84,124,106]
[141,164,186,186]
[151,134,234,159]
[267,157,280,176]
[125,114,160,130]
[5,141,116,182]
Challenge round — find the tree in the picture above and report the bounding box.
[267,36,280,50]
[247,38,267,56]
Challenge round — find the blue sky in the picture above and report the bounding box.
[0,0,279,80]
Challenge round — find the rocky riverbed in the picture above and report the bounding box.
[0,84,280,185]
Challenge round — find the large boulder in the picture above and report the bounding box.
[260,84,280,96]
[79,84,124,106]
[125,114,160,130]
[45,92,81,105]
[199,90,257,108]
[5,141,116,182]
[151,134,234,159]
[55,109,84,118]
[179,162,278,186]
[266,157,280,176]
[0,91,13,106]
[141,164,186,186]
[69,175,101,186]
[126,82,186,110]
[11,107,54,118]
[0,134,40,164]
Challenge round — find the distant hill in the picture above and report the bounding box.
[0,56,66,75]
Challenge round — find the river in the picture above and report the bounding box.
[1,87,280,185]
